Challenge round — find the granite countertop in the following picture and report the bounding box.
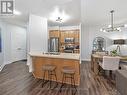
[29,52,80,60]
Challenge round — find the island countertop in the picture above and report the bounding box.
[29,52,80,60]
[29,52,80,85]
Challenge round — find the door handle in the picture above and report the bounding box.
[17,48,21,50]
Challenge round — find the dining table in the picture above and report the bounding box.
[91,54,127,75]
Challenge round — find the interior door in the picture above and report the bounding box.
[11,28,27,62]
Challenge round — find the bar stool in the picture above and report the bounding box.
[42,64,57,89]
[59,66,77,94]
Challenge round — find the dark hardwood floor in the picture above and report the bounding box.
[0,61,120,95]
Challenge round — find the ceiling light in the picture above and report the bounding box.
[103,30,106,32]
[100,28,103,32]
[124,24,127,28]
[49,7,70,23]
[14,10,21,15]
[108,25,112,28]
[100,10,126,32]
[117,27,121,31]
[56,17,62,23]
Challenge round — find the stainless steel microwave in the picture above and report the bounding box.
[64,38,75,43]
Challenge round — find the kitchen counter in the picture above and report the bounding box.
[29,52,80,85]
[29,52,80,60]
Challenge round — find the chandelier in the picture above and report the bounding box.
[100,10,127,32]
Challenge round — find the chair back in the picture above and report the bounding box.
[96,52,107,55]
[92,51,108,55]
[102,56,120,70]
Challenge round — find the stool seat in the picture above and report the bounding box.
[42,64,57,89]
[62,66,75,74]
[42,64,56,71]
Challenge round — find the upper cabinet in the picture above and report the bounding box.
[60,31,66,43]
[49,29,80,43]
[59,30,80,43]
[49,30,60,38]
[49,28,80,53]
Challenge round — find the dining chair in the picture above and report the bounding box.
[99,56,120,77]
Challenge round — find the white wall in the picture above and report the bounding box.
[0,21,6,69]
[28,14,48,52]
[4,23,27,64]
[80,24,90,61]
[80,0,127,61]
[0,21,27,71]
[3,23,11,64]
[27,14,48,72]
[88,25,127,57]
[81,24,127,61]
[9,24,27,62]
[80,0,90,61]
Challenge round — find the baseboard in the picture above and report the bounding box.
[81,59,91,62]
[4,61,12,65]
[11,59,27,63]
[0,64,5,71]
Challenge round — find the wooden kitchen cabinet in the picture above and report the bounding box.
[32,55,80,85]
[49,30,60,37]
[60,31,66,43]
[74,30,79,38]
[49,29,80,53]
[68,31,75,38]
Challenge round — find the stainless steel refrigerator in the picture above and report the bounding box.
[49,37,59,52]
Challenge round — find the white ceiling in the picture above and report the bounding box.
[83,0,127,26]
[1,0,127,27]
[0,0,81,27]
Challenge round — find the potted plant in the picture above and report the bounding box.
[110,50,118,56]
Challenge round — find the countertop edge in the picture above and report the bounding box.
[29,53,80,61]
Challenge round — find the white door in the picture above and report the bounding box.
[11,27,27,62]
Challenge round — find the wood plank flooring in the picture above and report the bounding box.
[0,61,120,95]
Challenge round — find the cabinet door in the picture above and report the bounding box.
[49,30,54,37]
[49,30,59,37]
[74,30,79,38]
[74,30,79,43]
[54,30,59,37]
[69,30,75,38]
[60,31,65,43]
[64,31,68,38]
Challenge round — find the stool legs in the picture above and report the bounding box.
[42,70,48,87]
[48,71,52,88]
[59,74,65,92]
[42,70,57,89]
[71,74,77,95]
[59,73,77,95]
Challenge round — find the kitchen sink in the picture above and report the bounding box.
[43,52,60,55]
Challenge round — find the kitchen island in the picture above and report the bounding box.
[29,52,80,85]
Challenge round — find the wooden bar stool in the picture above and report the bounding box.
[59,66,77,95]
[42,64,57,89]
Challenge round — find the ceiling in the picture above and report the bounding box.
[83,0,127,26]
[0,0,81,27]
[1,0,127,27]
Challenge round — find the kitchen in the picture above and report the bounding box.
[48,26,80,53]
[27,13,81,93]
[28,25,81,89]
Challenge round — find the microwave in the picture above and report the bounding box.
[64,38,75,43]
